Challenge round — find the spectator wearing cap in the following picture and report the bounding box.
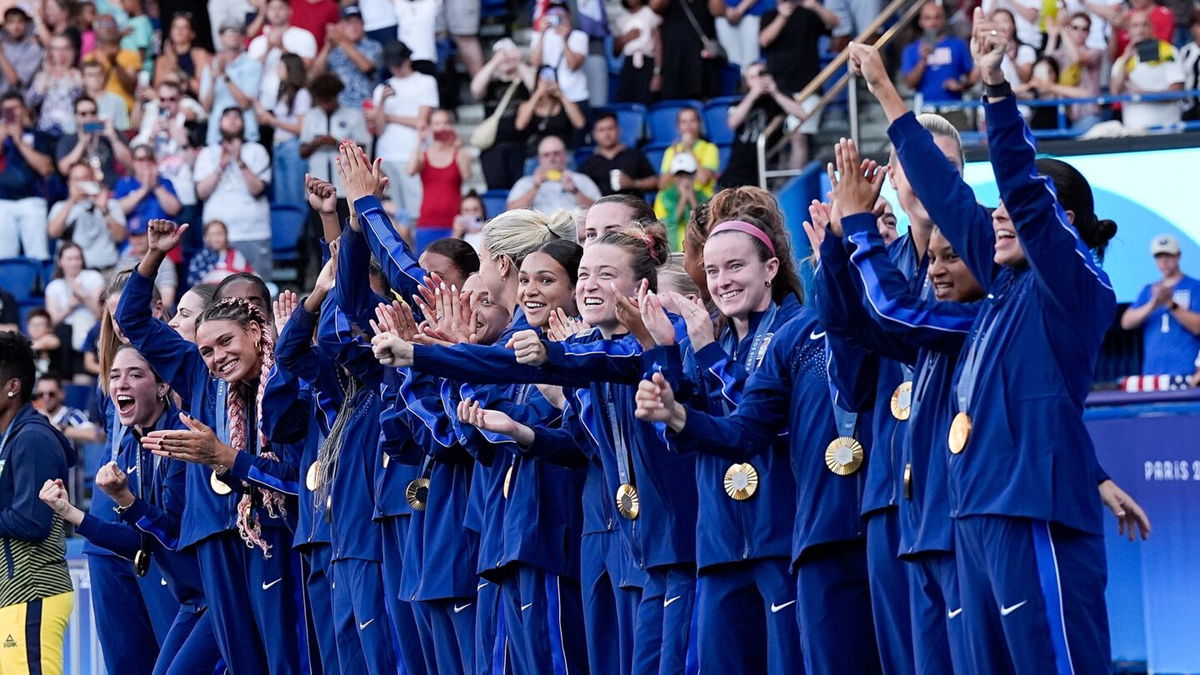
[1111,10,1184,131]
[0,6,44,91]
[578,112,657,197]
[47,162,126,272]
[247,0,318,108]
[55,94,133,189]
[194,106,273,280]
[84,13,141,110]
[507,134,600,213]
[652,106,718,222]
[199,21,262,146]
[301,73,370,199]
[81,59,130,130]
[0,92,54,260]
[372,40,438,227]
[657,152,706,249]
[1121,235,1200,377]
[312,5,383,109]
[531,4,591,117]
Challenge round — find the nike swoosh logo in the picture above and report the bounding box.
[477,582,488,591]
[261,578,282,590]
[359,619,375,630]
[947,608,963,619]
[453,603,473,614]
[809,330,826,340]
[520,602,533,612]
[663,596,681,608]
[1000,600,1027,617]
[127,465,137,473]
[770,600,796,613]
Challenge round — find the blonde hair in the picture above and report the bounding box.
[480,208,576,267]
[913,113,964,166]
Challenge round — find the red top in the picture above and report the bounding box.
[289,0,340,51]
[418,150,463,229]
[1113,6,1174,58]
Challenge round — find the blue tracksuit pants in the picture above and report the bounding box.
[641,564,698,675]
[696,557,802,674]
[87,553,165,674]
[498,565,587,675]
[794,539,882,674]
[300,545,340,675]
[580,530,640,675]
[331,558,398,675]
[866,508,915,675]
[382,516,427,675]
[907,551,968,675]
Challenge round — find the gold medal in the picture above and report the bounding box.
[210,469,232,495]
[824,437,864,476]
[890,381,913,421]
[903,462,912,500]
[723,463,759,500]
[948,412,971,455]
[615,483,640,520]
[305,461,322,491]
[405,478,430,511]
[502,466,513,499]
[133,549,151,578]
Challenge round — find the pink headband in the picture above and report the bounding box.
[709,220,776,257]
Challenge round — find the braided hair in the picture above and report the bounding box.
[196,297,287,556]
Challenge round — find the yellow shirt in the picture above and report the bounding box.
[86,49,143,111]
[653,140,720,221]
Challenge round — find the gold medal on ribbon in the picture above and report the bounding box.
[502,466,514,499]
[723,463,759,500]
[615,483,640,520]
[890,381,913,421]
[133,549,151,578]
[210,469,232,495]
[824,437,864,476]
[903,463,913,500]
[382,453,390,469]
[305,461,322,491]
[405,478,430,511]
[948,412,972,455]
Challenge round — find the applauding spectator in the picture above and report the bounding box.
[47,162,126,272]
[1045,12,1104,131]
[44,242,105,352]
[114,145,183,237]
[186,219,254,286]
[301,73,370,199]
[313,6,382,109]
[373,40,438,226]
[80,59,129,130]
[515,71,587,157]
[658,152,706,248]
[194,106,273,280]
[721,62,814,189]
[0,92,54,260]
[199,22,262,146]
[408,109,471,251]
[470,38,534,190]
[55,95,132,188]
[653,106,718,221]
[256,53,310,207]
[1122,235,1200,377]
[507,134,600,212]
[578,112,657,197]
[1111,11,1184,130]
[24,309,69,376]
[901,1,973,103]
[760,0,838,97]
[0,7,44,92]
[26,34,81,136]
[86,14,140,111]
[131,80,198,224]
[154,12,212,98]
[248,0,318,107]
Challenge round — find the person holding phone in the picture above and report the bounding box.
[900,1,973,103]
[55,95,133,189]
[407,108,472,252]
[514,67,586,159]
[0,92,54,260]
[46,163,127,273]
[1110,10,1184,130]
[531,3,590,117]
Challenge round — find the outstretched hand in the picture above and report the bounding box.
[634,372,685,432]
[146,219,188,253]
[457,398,535,445]
[828,139,885,236]
[142,413,238,468]
[970,7,1008,86]
[305,173,338,214]
[335,140,379,204]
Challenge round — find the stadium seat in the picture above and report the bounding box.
[270,204,307,266]
[644,142,670,174]
[704,100,739,145]
[598,103,646,148]
[717,143,732,172]
[40,259,55,287]
[0,257,43,303]
[482,189,510,220]
[574,146,595,166]
[718,64,742,97]
[647,100,705,145]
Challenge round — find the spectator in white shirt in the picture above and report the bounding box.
[193,106,273,280]
[393,0,440,74]
[1111,11,1185,130]
[372,40,438,227]
[247,0,317,107]
[301,73,371,198]
[982,0,1043,50]
[199,21,263,146]
[47,162,126,272]
[255,53,310,207]
[507,134,600,213]
[531,4,591,114]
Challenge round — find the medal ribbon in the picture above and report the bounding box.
[719,302,779,375]
[604,383,635,488]
[954,293,1004,415]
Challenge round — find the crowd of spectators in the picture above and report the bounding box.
[1,0,1198,397]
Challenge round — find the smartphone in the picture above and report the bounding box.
[543,13,562,29]
[83,120,104,133]
[545,169,563,181]
[538,65,558,83]
[81,182,101,196]
[1135,39,1160,63]
[1,108,14,124]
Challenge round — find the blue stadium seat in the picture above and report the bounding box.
[644,142,670,174]
[704,100,739,145]
[574,145,595,166]
[0,257,43,303]
[718,64,742,97]
[40,259,55,287]
[717,143,732,171]
[482,189,509,220]
[647,100,705,145]
[270,204,307,265]
[598,103,646,148]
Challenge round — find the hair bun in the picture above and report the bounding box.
[1095,218,1118,245]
